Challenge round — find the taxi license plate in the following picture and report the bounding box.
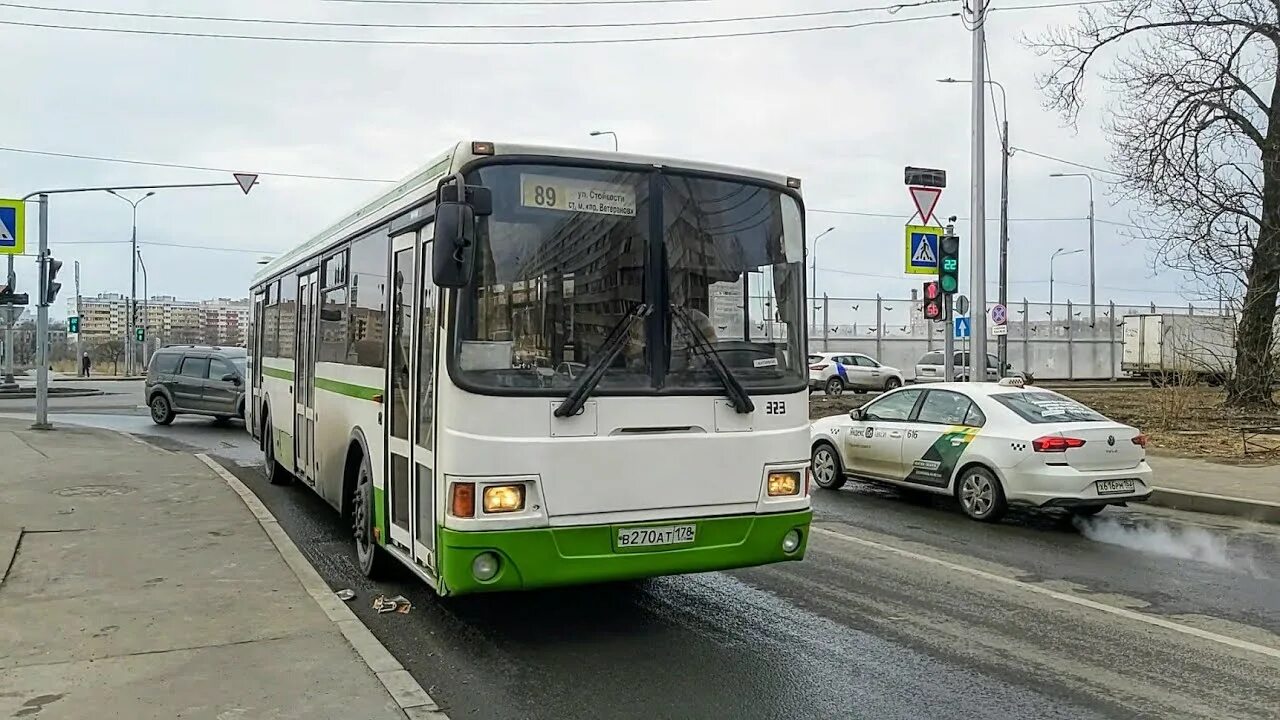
[1096,479,1136,495]
[617,524,695,548]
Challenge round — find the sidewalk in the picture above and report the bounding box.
[0,419,443,719]
[1148,455,1280,524]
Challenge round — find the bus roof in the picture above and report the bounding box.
[253,141,800,284]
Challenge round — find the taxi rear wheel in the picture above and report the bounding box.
[811,443,846,490]
[956,466,1006,522]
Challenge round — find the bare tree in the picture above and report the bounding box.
[1031,0,1280,407]
[92,339,125,377]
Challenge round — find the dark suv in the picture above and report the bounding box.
[145,345,247,425]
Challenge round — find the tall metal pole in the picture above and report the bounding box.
[129,204,137,376]
[74,260,82,375]
[998,117,1010,374]
[944,219,956,381]
[810,227,834,332]
[968,0,989,380]
[33,194,50,429]
[2,255,14,388]
[1087,182,1096,327]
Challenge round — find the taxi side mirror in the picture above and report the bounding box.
[850,407,865,421]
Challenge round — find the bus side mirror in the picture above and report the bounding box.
[433,200,476,288]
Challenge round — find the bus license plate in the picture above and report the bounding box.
[1096,479,1135,495]
[617,524,696,548]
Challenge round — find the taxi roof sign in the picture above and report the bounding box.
[0,199,24,256]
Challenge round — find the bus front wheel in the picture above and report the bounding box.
[264,418,291,486]
[353,453,385,579]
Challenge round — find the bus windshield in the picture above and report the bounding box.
[453,163,806,395]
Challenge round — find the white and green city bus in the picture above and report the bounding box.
[247,141,812,595]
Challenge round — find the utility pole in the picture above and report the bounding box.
[74,260,82,374]
[967,0,989,380]
[107,190,155,376]
[34,194,50,429]
[997,115,1010,375]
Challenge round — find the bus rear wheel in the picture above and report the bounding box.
[353,453,384,579]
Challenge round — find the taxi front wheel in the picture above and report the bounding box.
[811,443,847,490]
[956,466,1007,522]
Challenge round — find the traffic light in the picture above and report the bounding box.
[922,281,947,322]
[135,327,145,343]
[68,316,79,333]
[43,255,63,304]
[938,234,960,294]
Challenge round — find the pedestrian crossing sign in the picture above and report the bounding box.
[0,199,24,256]
[904,224,940,275]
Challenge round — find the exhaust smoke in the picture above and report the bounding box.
[1075,516,1264,576]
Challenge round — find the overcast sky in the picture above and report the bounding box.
[1,0,1201,329]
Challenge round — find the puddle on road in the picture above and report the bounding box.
[1075,516,1266,576]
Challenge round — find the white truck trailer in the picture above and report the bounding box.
[1121,313,1237,386]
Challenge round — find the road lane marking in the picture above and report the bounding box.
[812,526,1280,661]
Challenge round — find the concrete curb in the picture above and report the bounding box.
[1149,487,1280,525]
[195,454,449,720]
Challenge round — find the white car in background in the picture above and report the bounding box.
[809,379,1153,521]
[808,352,905,397]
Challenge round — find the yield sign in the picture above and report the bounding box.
[909,186,942,225]
[233,173,259,194]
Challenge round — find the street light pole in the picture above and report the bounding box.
[1049,247,1083,322]
[106,190,155,376]
[589,130,619,151]
[810,226,835,332]
[2,255,14,388]
[1049,173,1096,326]
[966,0,989,382]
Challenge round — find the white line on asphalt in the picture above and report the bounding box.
[195,453,449,719]
[812,526,1280,662]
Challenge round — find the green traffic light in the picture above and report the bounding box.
[940,275,958,293]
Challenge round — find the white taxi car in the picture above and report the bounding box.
[809,379,1153,521]
[808,352,905,397]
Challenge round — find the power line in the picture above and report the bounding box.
[0,1,953,30]
[1012,146,1126,176]
[0,11,959,45]
[57,239,281,254]
[320,0,765,4]
[0,144,392,183]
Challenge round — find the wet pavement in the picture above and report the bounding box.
[30,412,1280,720]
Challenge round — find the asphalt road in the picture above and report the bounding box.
[35,412,1280,719]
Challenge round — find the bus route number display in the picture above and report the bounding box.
[521,174,637,217]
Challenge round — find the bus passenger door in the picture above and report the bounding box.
[386,233,417,556]
[249,290,265,440]
[295,271,319,485]
[412,230,436,569]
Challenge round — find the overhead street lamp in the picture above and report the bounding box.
[106,189,156,376]
[810,226,835,331]
[939,76,1011,371]
[1049,247,1083,322]
[589,130,618,151]
[1049,172,1096,326]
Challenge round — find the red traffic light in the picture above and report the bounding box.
[924,281,940,299]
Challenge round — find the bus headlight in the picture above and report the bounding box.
[767,471,801,497]
[782,529,802,554]
[483,484,526,513]
[472,552,501,581]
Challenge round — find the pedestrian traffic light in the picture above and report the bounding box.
[135,327,145,342]
[922,281,947,322]
[938,234,960,294]
[68,316,79,333]
[43,255,63,304]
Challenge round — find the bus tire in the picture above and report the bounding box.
[263,416,291,486]
[353,452,384,579]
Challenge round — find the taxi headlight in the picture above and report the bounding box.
[482,484,526,513]
[767,471,801,497]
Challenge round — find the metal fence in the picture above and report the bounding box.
[799,296,1233,380]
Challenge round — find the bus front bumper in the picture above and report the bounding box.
[437,509,812,596]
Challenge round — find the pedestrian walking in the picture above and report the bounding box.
[81,351,91,378]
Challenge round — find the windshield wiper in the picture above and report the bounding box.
[671,307,754,414]
[554,303,653,418]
